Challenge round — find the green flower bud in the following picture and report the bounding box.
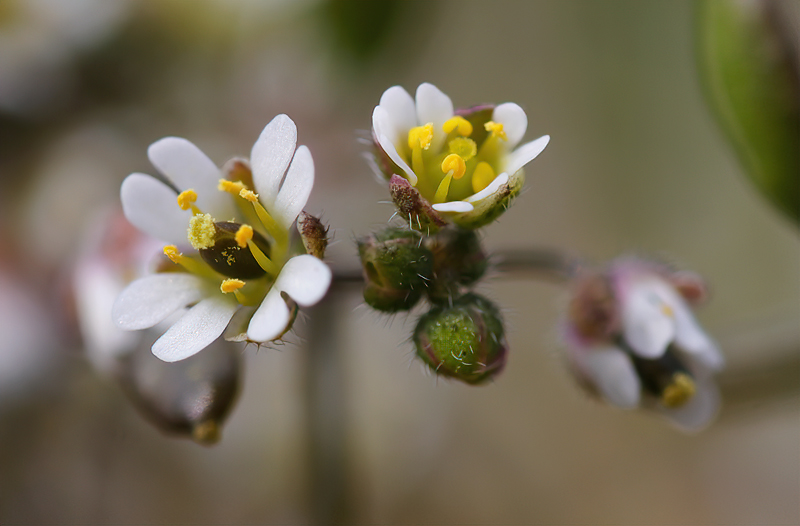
[425,227,489,301]
[358,227,433,312]
[414,293,507,384]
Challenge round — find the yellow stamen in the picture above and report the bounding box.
[442,116,473,137]
[661,304,675,318]
[661,372,696,408]
[220,278,245,293]
[239,188,259,202]
[177,189,197,210]
[163,245,182,264]
[162,245,216,278]
[448,137,478,161]
[441,153,467,180]
[177,189,202,214]
[218,179,246,195]
[407,123,434,150]
[187,213,216,250]
[235,224,253,248]
[471,161,496,193]
[484,121,508,141]
[247,239,280,275]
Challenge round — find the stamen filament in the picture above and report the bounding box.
[247,239,280,276]
[434,173,453,204]
[163,245,217,278]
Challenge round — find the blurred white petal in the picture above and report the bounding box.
[247,288,291,342]
[120,173,189,245]
[378,85,416,146]
[583,347,641,408]
[465,172,509,203]
[274,254,331,307]
[112,274,205,330]
[415,83,453,152]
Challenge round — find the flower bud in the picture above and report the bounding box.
[425,227,488,301]
[117,339,242,445]
[414,293,507,384]
[297,211,328,259]
[389,174,447,234]
[358,227,433,312]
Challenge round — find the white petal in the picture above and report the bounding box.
[112,273,205,330]
[582,347,641,408]
[272,145,313,229]
[465,172,509,203]
[147,137,234,219]
[274,254,331,307]
[505,135,550,176]
[378,86,416,146]
[431,201,474,213]
[672,305,725,371]
[250,114,298,208]
[493,103,527,149]
[151,296,237,362]
[378,133,417,185]
[415,83,453,152]
[247,288,291,342]
[121,173,190,245]
[662,380,720,432]
[621,281,676,358]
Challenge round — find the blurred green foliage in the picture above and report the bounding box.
[697,0,800,225]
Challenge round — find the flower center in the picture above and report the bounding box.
[402,115,508,204]
[162,174,293,307]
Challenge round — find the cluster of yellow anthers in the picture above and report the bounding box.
[406,115,509,205]
[161,178,288,307]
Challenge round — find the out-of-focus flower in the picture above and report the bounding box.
[371,83,549,229]
[0,0,132,114]
[563,257,724,431]
[72,208,242,445]
[113,114,331,362]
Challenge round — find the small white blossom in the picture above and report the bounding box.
[371,83,549,229]
[113,114,331,362]
[563,257,724,431]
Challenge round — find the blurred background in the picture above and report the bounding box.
[0,0,798,523]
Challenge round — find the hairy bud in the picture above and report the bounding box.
[414,293,507,384]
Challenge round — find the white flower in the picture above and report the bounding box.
[371,82,550,229]
[563,257,724,431]
[113,114,332,362]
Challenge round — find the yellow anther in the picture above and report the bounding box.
[448,137,478,161]
[163,245,181,263]
[407,123,434,150]
[441,153,467,180]
[220,278,245,293]
[177,189,198,211]
[484,121,507,141]
[471,161,496,193]
[661,304,675,318]
[239,188,259,203]
[188,213,216,250]
[442,116,473,137]
[661,372,696,408]
[218,179,246,195]
[235,224,253,248]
